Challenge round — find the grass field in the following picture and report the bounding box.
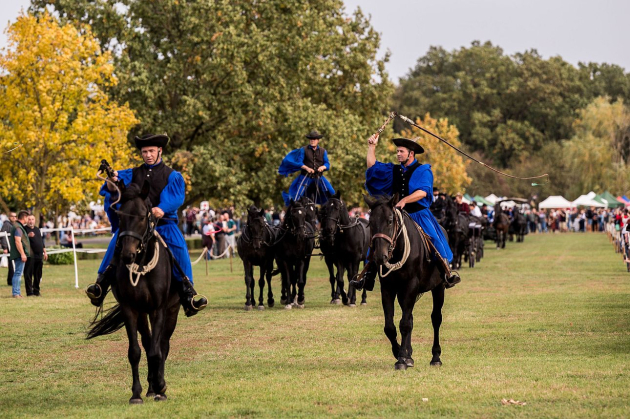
[1,233,629,418]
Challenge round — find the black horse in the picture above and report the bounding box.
[87,183,180,404]
[493,204,510,249]
[365,194,446,370]
[319,193,370,306]
[433,195,468,270]
[275,200,315,309]
[510,207,528,243]
[237,206,277,310]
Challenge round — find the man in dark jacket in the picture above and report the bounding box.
[24,214,47,296]
[9,211,30,298]
[2,212,17,286]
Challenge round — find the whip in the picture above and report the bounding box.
[375,112,550,186]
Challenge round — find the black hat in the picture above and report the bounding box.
[134,133,169,149]
[305,130,324,140]
[392,137,424,155]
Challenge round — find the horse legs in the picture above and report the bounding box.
[325,255,338,304]
[257,265,266,309]
[296,258,309,308]
[502,229,507,249]
[381,284,400,364]
[347,261,360,306]
[335,260,348,306]
[121,306,143,404]
[243,261,254,310]
[265,259,275,308]
[278,260,290,307]
[396,285,418,370]
[137,314,155,398]
[155,299,180,401]
[147,310,167,400]
[430,286,445,366]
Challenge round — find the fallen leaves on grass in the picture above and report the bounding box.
[502,398,526,406]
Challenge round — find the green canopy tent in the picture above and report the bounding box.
[473,195,494,207]
[464,193,473,202]
[600,191,625,208]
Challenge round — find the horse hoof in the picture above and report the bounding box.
[430,360,442,367]
[280,298,287,305]
[349,303,356,308]
[244,305,253,311]
[257,305,265,311]
[268,299,275,308]
[146,391,156,398]
[394,362,408,370]
[360,302,367,306]
[331,299,341,305]
[284,304,292,310]
[406,358,415,368]
[129,398,143,405]
[297,304,305,309]
[154,394,167,401]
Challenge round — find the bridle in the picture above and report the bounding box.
[322,198,361,239]
[242,217,274,247]
[370,208,401,264]
[116,203,156,255]
[369,207,412,277]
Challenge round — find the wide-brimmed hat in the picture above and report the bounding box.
[392,137,424,155]
[305,130,324,140]
[134,133,169,149]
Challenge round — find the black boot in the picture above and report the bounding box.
[437,263,461,289]
[351,261,378,291]
[86,264,115,306]
[177,276,208,317]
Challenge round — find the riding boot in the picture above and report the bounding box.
[436,262,461,289]
[350,261,378,291]
[85,264,116,306]
[176,276,208,317]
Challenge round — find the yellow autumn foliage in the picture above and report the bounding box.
[401,114,471,194]
[0,12,138,219]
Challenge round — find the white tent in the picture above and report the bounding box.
[485,194,499,204]
[538,196,575,209]
[573,191,606,208]
[461,196,471,204]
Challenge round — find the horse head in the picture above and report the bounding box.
[364,194,398,266]
[285,200,307,240]
[117,181,152,265]
[298,196,318,226]
[320,192,345,245]
[246,205,267,249]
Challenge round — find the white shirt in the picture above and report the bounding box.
[470,206,482,217]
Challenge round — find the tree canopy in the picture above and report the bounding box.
[32,0,394,208]
[0,12,137,220]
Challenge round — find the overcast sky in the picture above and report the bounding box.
[2,0,629,82]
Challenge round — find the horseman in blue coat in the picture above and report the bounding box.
[85,133,207,317]
[278,130,335,205]
[353,133,460,291]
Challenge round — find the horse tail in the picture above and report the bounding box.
[86,304,125,340]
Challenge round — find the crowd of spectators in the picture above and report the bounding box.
[522,207,627,234]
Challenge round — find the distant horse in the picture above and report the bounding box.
[275,200,315,309]
[510,207,527,243]
[237,206,277,310]
[493,205,510,249]
[434,195,468,270]
[365,194,447,370]
[87,182,180,404]
[319,193,370,306]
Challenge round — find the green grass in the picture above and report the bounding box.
[0,233,629,418]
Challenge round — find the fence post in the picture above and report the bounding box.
[71,226,79,289]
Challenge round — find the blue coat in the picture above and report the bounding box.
[365,160,453,263]
[278,146,335,205]
[98,162,194,284]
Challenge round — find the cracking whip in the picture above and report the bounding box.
[375,112,549,186]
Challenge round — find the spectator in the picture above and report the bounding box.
[223,211,237,255]
[454,192,470,214]
[1,212,17,286]
[8,211,31,298]
[213,215,227,258]
[201,219,217,261]
[24,214,47,297]
[470,201,482,218]
[538,210,548,233]
[185,207,197,236]
[60,231,83,248]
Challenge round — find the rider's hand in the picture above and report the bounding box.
[368,134,379,146]
[307,167,315,174]
[110,170,119,182]
[317,166,326,172]
[152,207,165,219]
[395,200,406,209]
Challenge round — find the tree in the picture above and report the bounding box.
[400,114,471,194]
[0,12,138,223]
[31,0,393,208]
[563,97,630,197]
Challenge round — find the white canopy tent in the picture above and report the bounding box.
[485,194,499,204]
[572,191,606,208]
[538,196,575,209]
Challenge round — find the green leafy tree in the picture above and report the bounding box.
[31,0,393,208]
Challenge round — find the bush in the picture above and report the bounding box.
[46,246,74,265]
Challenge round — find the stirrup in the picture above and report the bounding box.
[191,294,208,311]
[85,283,102,299]
[444,271,461,289]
